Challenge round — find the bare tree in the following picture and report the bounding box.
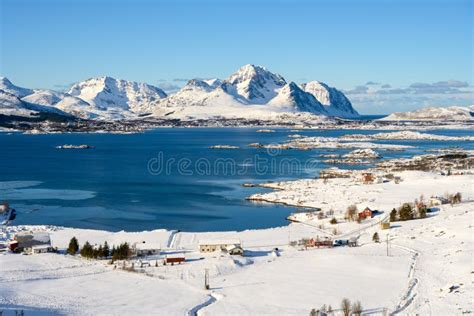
[327,305,333,315]
[352,301,363,316]
[341,298,351,316]
[345,205,358,221]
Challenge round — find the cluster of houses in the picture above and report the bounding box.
[7,231,55,255]
[299,237,359,249]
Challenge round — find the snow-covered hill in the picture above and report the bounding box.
[381,106,474,121]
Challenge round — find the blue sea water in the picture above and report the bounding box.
[1,128,472,232]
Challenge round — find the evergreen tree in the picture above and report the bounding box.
[111,242,131,261]
[67,237,79,255]
[419,206,427,218]
[399,203,414,221]
[96,245,103,258]
[390,208,397,222]
[80,241,93,258]
[102,241,110,258]
[372,232,380,243]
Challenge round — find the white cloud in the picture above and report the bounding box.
[343,80,473,114]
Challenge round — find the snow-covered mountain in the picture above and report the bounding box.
[301,81,359,117]
[68,76,167,114]
[0,65,360,121]
[0,78,70,118]
[380,106,474,121]
[223,64,287,104]
[0,77,33,98]
[0,89,70,118]
[268,82,328,113]
[21,89,91,115]
[151,64,356,119]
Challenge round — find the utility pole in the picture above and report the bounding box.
[288,224,291,246]
[204,269,209,290]
[386,233,390,256]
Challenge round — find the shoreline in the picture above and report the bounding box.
[1,169,473,315]
[1,119,473,135]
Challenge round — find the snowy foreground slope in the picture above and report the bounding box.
[0,171,472,315]
[0,65,359,121]
[380,105,474,121]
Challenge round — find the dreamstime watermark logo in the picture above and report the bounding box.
[147,145,318,176]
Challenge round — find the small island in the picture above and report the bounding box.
[209,145,240,149]
[55,144,94,149]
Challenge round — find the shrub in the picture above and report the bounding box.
[399,203,414,221]
[330,217,337,225]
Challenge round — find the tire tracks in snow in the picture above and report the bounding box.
[167,230,179,249]
[187,293,219,316]
[390,243,420,315]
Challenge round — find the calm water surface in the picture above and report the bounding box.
[1,128,472,232]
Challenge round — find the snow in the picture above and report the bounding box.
[301,81,359,118]
[252,135,412,150]
[0,65,360,121]
[50,228,173,249]
[0,77,33,98]
[0,171,472,314]
[380,105,474,121]
[342,130,474,141]
[224,64,287,104]
[68,76,167,118]
[248,170,473,213]
[0,89,69,118]
[342,149,381,159]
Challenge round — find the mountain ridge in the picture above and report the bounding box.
[0,65,360,120]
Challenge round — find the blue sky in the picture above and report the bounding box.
[1,0,472,114]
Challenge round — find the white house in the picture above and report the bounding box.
[198,239,242,253]
[133,242,161,257]
[25,244,55,255]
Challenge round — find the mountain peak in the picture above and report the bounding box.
[0,77,34,98]
[68,77,167,112]
[225,64,287,103]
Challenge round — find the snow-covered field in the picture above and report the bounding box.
[1,170,472,315]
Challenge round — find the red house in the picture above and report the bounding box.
[164,256,185,265]
[358,207,373,220]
